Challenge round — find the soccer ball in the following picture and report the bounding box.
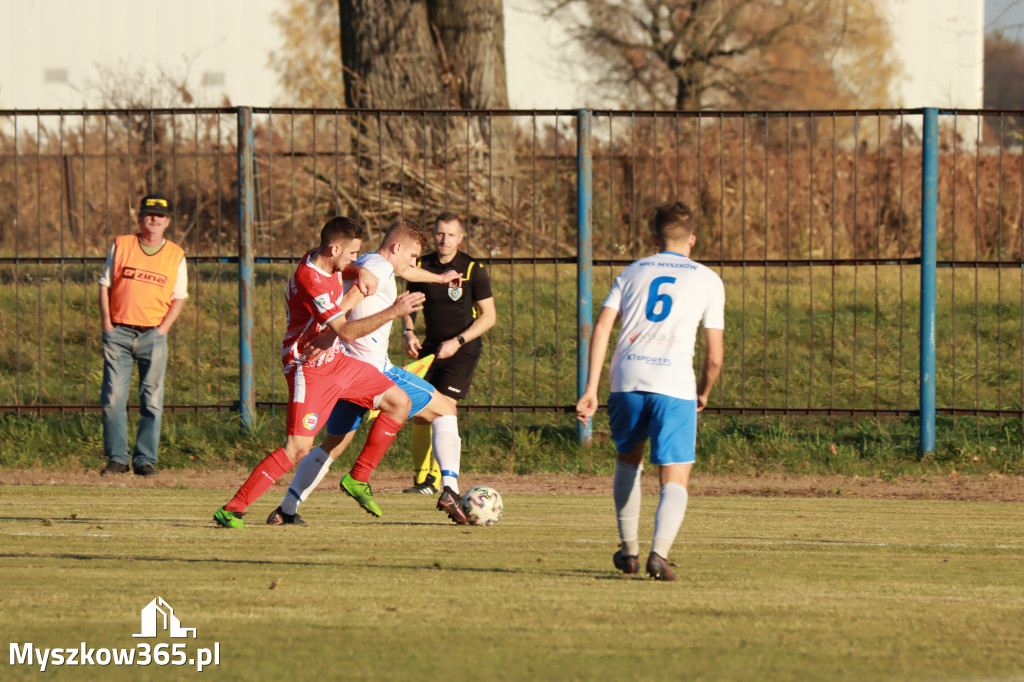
[460,486,503,526]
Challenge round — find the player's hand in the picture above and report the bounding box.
[437,338,461,359]
[353,266,378,296]
[404,332,422,358]
[302,328,337,363]
[438,269,463,288]
[576,392,599,425]
[392,291,425,317]
[696,392,709,412]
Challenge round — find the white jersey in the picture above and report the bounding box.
[604,251,725,400]
[341,252,398,372]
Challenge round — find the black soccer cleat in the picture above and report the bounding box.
[403,474,438,494]
[266,506,307,526]
[645,552,677,581]
[613,549,640,575]
[436,486,469,525]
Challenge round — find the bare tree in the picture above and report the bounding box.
[543,0,898,110]
[271,0,345,106]
[429,0,509,111]
[274,0,510,112]
[339,0,451,109]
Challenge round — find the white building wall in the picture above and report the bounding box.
[0,0,988,112]
[887,0,985,108]
[0,0,284,109]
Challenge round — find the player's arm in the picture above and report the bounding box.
[401,265,462,288]
[401,312,422,358]
[435,296,496,359]
[341,263,378,296]
[576,305,619,425]
[696,327,724,412]
[325,291,426,344]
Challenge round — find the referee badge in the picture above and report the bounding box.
[448,285,463,301]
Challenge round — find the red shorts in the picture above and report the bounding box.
[284,355,394,437]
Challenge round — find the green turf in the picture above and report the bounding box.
[2,486,1022,680]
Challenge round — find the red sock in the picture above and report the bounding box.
[349,413,404,481]
[225,448,293,513]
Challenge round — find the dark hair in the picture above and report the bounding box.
[319,216,365,249]
[651,201,694,241]
[434,211,463,231]
[384,217,428,249]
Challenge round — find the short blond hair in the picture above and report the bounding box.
[383,218,427,249]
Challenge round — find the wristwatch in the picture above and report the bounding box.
[403,328,415,335]
[456,335,466,346]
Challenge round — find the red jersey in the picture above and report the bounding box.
[281,249,346,371]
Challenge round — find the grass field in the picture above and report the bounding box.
[2,484,1022,681]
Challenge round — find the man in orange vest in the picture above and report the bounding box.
[98,193,188,476]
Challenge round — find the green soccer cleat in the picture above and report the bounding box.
[213,506,246,529]
[340,473,383,518]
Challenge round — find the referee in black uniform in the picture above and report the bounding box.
[401,212,496,493]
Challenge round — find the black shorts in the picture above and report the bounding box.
[421,342,481,401]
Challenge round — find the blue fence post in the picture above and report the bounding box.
[919,107,938,457]
[237,107,256,436]
[577,109,594,446]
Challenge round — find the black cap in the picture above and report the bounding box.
[139,193,173,216]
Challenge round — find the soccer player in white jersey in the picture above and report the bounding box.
[576,201,725,581]
[267,218,471,524]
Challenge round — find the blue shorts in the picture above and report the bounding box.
[607,391,697,465]
[325,365,436,436]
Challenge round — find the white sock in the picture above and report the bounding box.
[613,461,642,557]
[652,482,688,559]
[281,447,333,515]
[430,414,461,493]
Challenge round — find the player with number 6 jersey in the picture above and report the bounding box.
[577,201,725,581]
[606,251,724,401]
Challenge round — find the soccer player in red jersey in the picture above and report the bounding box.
[213,216,423,528]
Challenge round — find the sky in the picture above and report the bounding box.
[987,0,1024,36]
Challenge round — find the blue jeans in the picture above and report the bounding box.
[100,326,168,468]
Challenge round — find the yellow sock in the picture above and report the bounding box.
[411,422,435,484]
[428,445,441,484]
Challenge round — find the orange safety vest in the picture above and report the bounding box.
[108,234,185,327]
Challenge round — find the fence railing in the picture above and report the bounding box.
[2,106,1023,455]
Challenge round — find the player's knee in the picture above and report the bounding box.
[381,387,412,418]
[283,439,313,463]
[320,432,349,459]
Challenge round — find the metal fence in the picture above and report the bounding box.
[1,107,1022,453]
